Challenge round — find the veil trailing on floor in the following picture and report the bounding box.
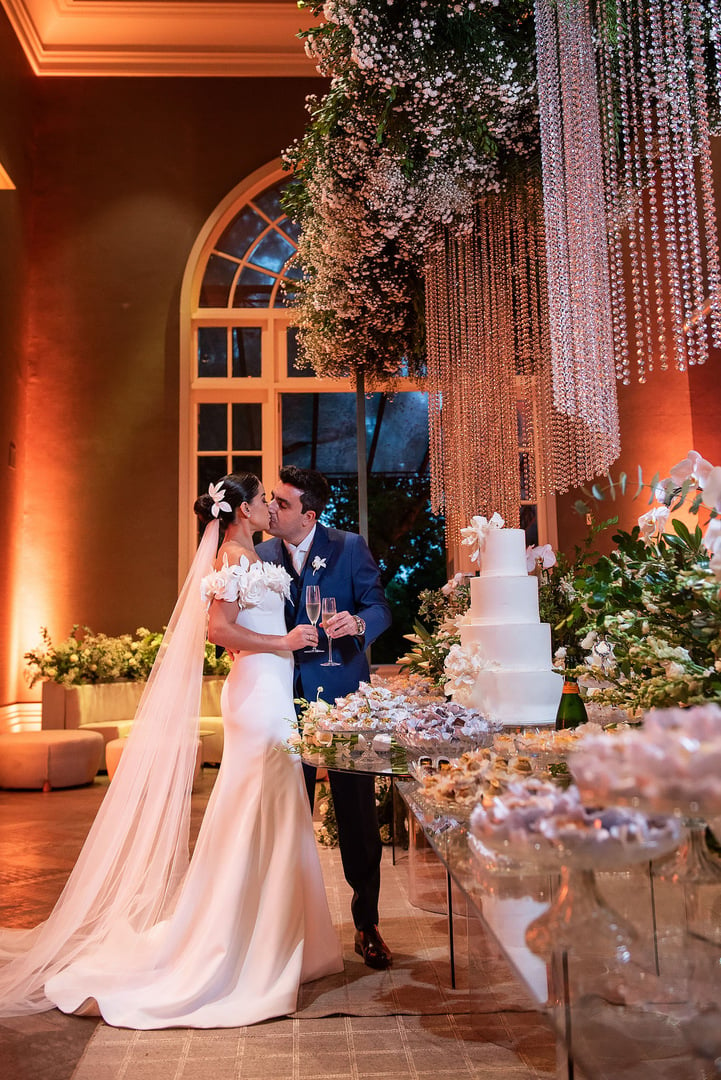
[0,520,220,1015]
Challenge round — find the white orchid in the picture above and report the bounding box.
[669,449,714,490]
[701,466,721,514]
[311,556,327,575]
[459,512,504,563]
[525,543,556,572]
[638,505,670,543]
[441,572,466,595]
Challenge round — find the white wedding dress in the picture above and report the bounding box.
[43,564,343,1028]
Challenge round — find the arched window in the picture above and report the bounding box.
[180,162,554,659]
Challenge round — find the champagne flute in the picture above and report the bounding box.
[320,596,341,667]
[304,585,323,653]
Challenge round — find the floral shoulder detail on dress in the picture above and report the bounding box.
[201,555,291,608]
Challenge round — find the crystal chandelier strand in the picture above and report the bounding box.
[614,0,654,381]
[666,0,704,368]
[535,0,620,482]
[688,0,721,349]
[596,0,631,384]
[631,0,669,373]
[597,0,721,375]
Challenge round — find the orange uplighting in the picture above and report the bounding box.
[0,162,15,189]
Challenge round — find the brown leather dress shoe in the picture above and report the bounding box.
[354,926,392,969]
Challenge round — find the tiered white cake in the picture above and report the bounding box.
[459,527,563,727]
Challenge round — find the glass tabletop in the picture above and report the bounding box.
[299,736,415,777]
[396,782,721,1080]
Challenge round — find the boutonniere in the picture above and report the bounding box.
[311,556,327,575]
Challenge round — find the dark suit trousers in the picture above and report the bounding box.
[303,762,382,932]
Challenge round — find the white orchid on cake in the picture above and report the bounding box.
[460,512,505,564]
[443,641,494,707]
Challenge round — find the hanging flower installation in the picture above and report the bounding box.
[284,0,721,535]
[282,0,539,380]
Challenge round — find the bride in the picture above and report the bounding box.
[0,473,343,1027]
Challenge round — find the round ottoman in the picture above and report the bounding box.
[106,736,203,787]
[0,730,104,791]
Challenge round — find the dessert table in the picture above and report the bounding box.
[302,735,721,1079]
[298,682,721,1079]
[398,780,721,1080]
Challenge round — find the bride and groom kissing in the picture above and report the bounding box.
[0,464,393,1029]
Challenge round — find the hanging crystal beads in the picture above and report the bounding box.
[534,0,621,468]
[426,176,617,547]
[428,0,721,536]
[595,0,721,376]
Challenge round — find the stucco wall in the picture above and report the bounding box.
[3,55,323,708]
[0,8,34,710]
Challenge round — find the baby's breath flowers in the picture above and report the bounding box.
[283,0,538,379]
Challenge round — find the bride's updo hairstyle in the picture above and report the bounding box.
[193,473,261,529]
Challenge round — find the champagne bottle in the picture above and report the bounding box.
[555,679,587,730]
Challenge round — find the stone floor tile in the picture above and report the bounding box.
[0,776,558,1080]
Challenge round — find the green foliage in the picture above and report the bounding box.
[566,520,721,712]
[536,520,614,667]
[24,626,231,687]
[323,474,447,663]
[314,782,339,847]
[313,776,402,848]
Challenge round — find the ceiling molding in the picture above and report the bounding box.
[0,0,321,75]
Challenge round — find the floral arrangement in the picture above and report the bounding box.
[398,573,470,685]
[282,0,538,379]
[442,641,489,705]
[568,450,721,714]
[24,626,231,687]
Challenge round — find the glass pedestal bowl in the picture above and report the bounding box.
[474,816,682,1006]
[572,787,721,887]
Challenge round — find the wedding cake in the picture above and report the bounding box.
[455,517,563,727]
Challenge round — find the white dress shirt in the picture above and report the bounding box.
[284,525,317,576]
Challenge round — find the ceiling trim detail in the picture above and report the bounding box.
[0,0,319,75]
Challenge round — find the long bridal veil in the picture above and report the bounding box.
[0,520,220,1015]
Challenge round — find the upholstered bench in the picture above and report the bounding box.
[105,736,204,789]
[0,730,104,791]
[42,677,226,768]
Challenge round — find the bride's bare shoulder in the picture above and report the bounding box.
[215,540,261,569]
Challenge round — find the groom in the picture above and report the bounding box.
[256,466,394,969]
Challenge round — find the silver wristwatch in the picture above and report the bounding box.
[353,615,366,637]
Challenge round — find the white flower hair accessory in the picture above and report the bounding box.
[208,481,232,519]
[311,556,327,575]
[460,513,504,564]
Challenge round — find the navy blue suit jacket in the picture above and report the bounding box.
[255,523,392,703]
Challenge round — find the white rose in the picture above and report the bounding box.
[201,569,238,603]
[240,567,265,609]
